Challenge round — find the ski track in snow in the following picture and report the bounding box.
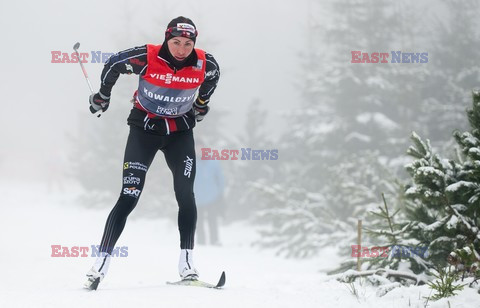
[1,184,479,308]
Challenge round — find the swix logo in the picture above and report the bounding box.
[149,73,200,85]
[184,156,194,178]
[123,187,141,198]
[125,63,134,73]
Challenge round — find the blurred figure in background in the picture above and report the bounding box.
[46,149,67,193]
[195,155,225,246]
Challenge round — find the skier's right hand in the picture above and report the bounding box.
[89,92,110,114]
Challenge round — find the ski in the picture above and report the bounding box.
[166,271,226,289]
[84,277,101,291]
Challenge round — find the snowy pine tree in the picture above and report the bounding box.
[401,131,463,270]
[449,90,480,262]
[349,91,480,284]
[252,0,418,258]
[244,1,479,268]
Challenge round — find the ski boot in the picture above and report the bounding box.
[178,249,199,281]
[84,254,111,290]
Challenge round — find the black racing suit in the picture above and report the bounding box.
[97,44,220,253]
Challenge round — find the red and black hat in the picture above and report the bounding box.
[165,16,198,43]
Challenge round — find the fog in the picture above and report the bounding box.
[1,0,479,238]
[3,2,480,305]
[0,0,309,181]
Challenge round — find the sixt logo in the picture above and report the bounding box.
[351,51,428,63]
[123,187,141,198]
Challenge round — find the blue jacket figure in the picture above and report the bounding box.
[194,159,225,245]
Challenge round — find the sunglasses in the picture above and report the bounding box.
[165,26,198,39]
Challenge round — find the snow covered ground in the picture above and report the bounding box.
[1,184,478,308]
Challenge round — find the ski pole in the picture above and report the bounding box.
[73,42,102,118]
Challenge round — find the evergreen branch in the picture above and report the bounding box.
[409,250,433,271]
[369,210,389,219]
[449,205,480,241]
[337,268,428,285]
[416,215,451,232]
[430,236,458,246]
[364,223,410,238]
[381,193,396,244]
[407,131,429,159]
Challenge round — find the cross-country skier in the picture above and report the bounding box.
[84,16,220,290]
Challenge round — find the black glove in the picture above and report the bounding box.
[194,98,210,122]
[89,92,110,114]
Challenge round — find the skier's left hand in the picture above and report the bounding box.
[194,98,209,122]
